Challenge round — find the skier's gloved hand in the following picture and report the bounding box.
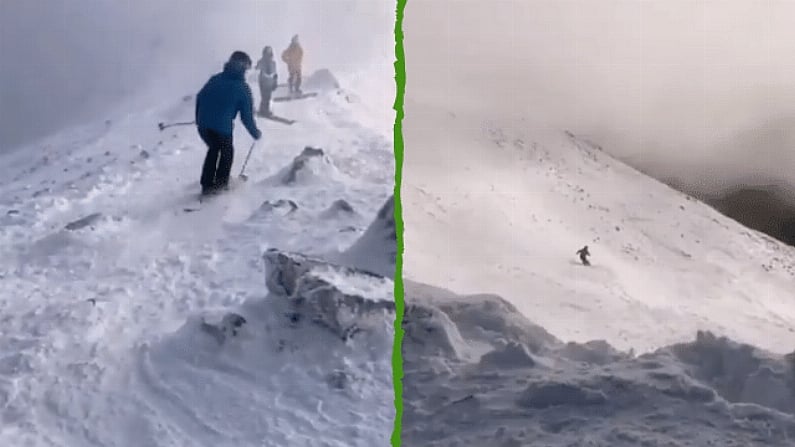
[253,129,262,140]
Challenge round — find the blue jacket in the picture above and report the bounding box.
[195,62,261,139]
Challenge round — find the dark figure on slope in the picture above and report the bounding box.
[281,35,304,95]
[195,51,261,195]
[255,46,278,117]
[576,245,591,266]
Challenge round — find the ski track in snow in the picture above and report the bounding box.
[0,82,395,446]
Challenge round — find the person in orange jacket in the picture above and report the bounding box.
[281,35,304,95]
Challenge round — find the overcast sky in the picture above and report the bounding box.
[405,0,795,193]
[0,0,393,153]
[7,0,794,195]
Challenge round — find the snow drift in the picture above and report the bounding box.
[334,195,397,278]
[303,69,342,92]
[401,281,795,446]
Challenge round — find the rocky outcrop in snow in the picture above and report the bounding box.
[263,248,394,342]
[64,212,105,231]
[269,146,338,186]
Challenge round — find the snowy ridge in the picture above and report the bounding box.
[0,68,395,446]
[402,281,795,447]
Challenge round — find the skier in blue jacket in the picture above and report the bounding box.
[195,51,262,195]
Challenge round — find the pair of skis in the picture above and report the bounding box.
[272,92,318,103]
[259,113,296,125]
[260,91,319,125]
[183,188,230,213]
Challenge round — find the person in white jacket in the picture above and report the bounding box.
[255,46,278,116]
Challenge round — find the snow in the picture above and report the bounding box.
[334,196,397,278]
[401,94,795,444]
[403,106,795,356]
[0,70,395,446]
[401,282,795,446]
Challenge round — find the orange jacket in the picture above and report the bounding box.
[281,43,303,71]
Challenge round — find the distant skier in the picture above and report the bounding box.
[576,245,591,266]
[195,51,261,196]
[281,35,304,95]
[255,46,278,117]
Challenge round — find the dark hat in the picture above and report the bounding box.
[228,50,252,68]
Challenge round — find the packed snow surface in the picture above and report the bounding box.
[0,74,396,446]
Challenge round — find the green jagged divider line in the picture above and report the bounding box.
[391,0,406,445]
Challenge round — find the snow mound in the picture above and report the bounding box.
[334,195,396,277]
[197,312,248,344]
[665,330,795,415]
[402,281,795,446]
[559,340,626,366]
[478,342,536,369]
[403,302,474,362]
[255,199,299,218]
[267,146,339,186]
[320,199,357,219]
[303,68,341,92]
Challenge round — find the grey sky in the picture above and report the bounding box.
[405,0,795,193]
[0,0,392,153]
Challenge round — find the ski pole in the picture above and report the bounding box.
[238,141,258,181]
[158,120,195,131]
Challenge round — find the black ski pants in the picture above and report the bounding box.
[198,127,234,190]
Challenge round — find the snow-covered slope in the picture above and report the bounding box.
[403,104,795,355]
[401,102,795,445]
[0,72,395,446]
